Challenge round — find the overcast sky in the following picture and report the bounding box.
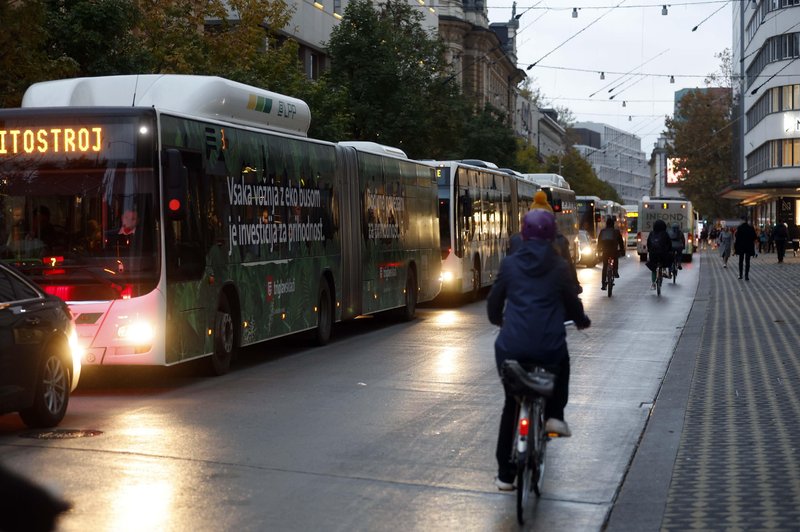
[487,0,733,156]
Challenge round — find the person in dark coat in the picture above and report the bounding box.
[597,216,625,290]
[646,219,672,289]
[487,209,590,490]
[507,190,582,294]
[772,220,789,263]
[734,217,758,280]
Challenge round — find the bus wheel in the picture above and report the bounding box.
[211,294,237,376]
[397,269,417,321]
[314,280,333,346]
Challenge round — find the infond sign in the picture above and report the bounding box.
[640,203,689,232]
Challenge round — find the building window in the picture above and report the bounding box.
[307,52,319,80]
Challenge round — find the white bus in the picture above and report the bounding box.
[622,204,638,248]
[434,160,538,299]
[0,75,442,374]
[521,174,579,263]
[636,197,695,262]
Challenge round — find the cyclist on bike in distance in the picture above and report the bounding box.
[487,209,591,491]
[667,222,686,270]
[597,216,625,291]
[646,219,672,289]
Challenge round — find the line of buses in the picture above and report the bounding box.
[0,75,581,375]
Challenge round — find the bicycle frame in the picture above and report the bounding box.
[605,255,616,297]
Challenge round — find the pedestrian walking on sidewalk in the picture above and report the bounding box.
[734,217,757,281]
[773,220,789,263]
[718,225,732,268]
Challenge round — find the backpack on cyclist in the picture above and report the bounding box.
[648,230,672,255]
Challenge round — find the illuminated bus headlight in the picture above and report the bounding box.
[117,320,155,343]
[440,270,455,283]
[67,327,83,391]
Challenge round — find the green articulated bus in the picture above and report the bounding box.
[0,75,441,374]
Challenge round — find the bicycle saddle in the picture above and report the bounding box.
[501,359,556,398]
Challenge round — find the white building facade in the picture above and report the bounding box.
[572,122,651,204]
[730,0,800,232]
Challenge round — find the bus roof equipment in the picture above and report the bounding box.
[21,74,312,137]
[522,173,572,190]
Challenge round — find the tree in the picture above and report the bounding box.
[22,0,305,94]
[459,105,519,167]
[323,0,484,158]
[0,0,78,107]
[665,88,737,219]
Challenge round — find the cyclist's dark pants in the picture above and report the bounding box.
[495,348,570,482]
[600,252,618,282]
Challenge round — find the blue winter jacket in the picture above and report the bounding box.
[487,239,586,371]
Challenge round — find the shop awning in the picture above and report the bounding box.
[719,182,800,205]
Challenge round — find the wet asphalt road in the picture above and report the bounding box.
[0,250,698,531]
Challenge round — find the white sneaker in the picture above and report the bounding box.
[545,418,572,437]
[651,282,656,290]
[494,477,515,491]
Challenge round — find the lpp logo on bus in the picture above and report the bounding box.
[266,275,274,302]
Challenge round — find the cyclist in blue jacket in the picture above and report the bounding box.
[487,209,590,491]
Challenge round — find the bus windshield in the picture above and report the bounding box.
[0,110,159,301]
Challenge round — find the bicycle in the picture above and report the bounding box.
[500,359,557,525]
[604,254,616,297]
[655,262,667,296]
[670,252,681,284]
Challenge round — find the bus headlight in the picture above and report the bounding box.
[117,320,155,343]
[440,270,455,283]
[67,326,83,391]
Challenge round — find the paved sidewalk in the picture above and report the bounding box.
[607,249,800,531]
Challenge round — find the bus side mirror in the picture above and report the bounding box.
[163,149,188,221]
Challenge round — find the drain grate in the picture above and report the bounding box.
[19,429,103,440]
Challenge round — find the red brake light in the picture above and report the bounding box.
[519,417,530,437]
[120,284,134,300]
[168,199,181,212]
[42,256,64,267]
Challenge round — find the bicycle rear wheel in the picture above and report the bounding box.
[531,397,547,496]
[656,270,662,296]
[606,260,614,297]
[516,444,533,525]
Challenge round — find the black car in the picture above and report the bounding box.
[0,262,81,427]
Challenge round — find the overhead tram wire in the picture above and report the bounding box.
[488,1,729,12]
[533,61,706,82]
[588,49,669,98]
[526,0,628,71]
[691,1,731,32]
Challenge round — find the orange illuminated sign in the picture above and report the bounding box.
[0,127,103,156]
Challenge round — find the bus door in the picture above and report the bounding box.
[335,145,362,320]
